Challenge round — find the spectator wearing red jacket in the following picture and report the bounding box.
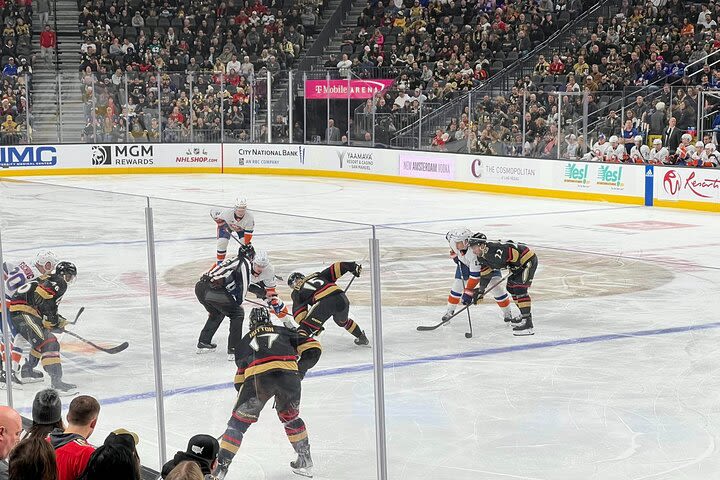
[39,24,56,64]
[49,395,100,480]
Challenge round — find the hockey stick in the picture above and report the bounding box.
[417,271,512,331]
[66,307,85,326]
[62,330,129,354]
[461,278,473,339]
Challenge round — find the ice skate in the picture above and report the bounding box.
[291,451,314,478]
[197,341,217,354]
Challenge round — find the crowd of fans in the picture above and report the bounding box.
[421,0,720,167]
[76,0,324,142]
[0,0,35,144]
[329,0,587,142]
[0,388,220,480]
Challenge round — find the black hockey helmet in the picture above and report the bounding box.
[468,232,487,247]
[237,243,255,260]
[287,272,305,289]
[249,307,272,330]
[55,261,77,283]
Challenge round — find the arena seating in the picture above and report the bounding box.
[75,0,326,141]
[1,0,33,144]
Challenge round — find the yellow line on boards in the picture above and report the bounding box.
[2,165,717,212]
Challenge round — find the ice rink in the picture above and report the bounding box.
[1,172,719,480]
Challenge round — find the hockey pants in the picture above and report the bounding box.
[297,294,362,340]
[10,312,64,381]
[506,255,538,320]
[219,371,309,465]
[195,280,244,352]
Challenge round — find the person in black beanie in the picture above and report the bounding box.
[160,434,219,479]
[79,429,141,480]
[26,388,64,439]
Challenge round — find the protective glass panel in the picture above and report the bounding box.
[0,179,160,468]
[150,194,376,479]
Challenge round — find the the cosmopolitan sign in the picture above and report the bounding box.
[305,79,395,99]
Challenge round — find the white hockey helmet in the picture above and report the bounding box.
[446,227,473,247]
[653,138,662,146]
[252,250,270,269]
[681,133,692,142]
[695,141,705,148]
[35,249,59,273]
[609,135,619,144]
[706,143,716,151]
[634,135,643,143]
[234,197,248,210]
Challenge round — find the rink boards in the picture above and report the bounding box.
[0,143,717,212]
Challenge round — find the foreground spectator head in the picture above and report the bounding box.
[49,396,100,480]
[29,388,63,439]
[166,461,203,480]
[0,406,22,460]
[8,435,57,480]
[79,429,140,480]
[161,434,219,479]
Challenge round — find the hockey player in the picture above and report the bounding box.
[1,250,58,386]
[287,261,368,346]
[8,262,77,394]
[195,244,254,356]
[628,135,650,164]
[247,250,294,329]
[605,135,626,163]
[648,138,670,165]
[703,143,719,167]
[211,197,255,265]
[674,133,695,165]
[443,228,518,324]
[215,307,321,479]
[467,235,538,336]
[585,134,610,161]
[687,141,706,167]
[3,250,59,298]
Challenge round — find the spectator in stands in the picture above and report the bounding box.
[160,434,219,479]
[79,429,140,480]
[326,118,341,143]
[36,0,50,28]
[49,395,100,480]
[166,462,203,480]
[27,389,64,440]
[0,406,22,480]
[39,24,55,64]
[2,58,17,77]
[621,119,639,154]
[8,435,57,480]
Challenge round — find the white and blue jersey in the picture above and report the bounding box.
[3,260,43,301]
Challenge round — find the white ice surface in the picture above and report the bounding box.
[0,173,719,480]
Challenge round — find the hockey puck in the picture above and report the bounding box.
[464,333,472,338]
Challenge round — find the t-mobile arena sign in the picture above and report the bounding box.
[305,79,395,99]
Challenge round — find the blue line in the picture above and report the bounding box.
[17,320,720,415]
[4,227,370,254]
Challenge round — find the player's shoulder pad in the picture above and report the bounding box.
[46,274,68,295]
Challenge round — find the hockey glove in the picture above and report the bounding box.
[461,289,476,306]
[472,290,484,304]
[352,263,362,277]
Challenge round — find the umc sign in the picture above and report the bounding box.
[0,146,58,167]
